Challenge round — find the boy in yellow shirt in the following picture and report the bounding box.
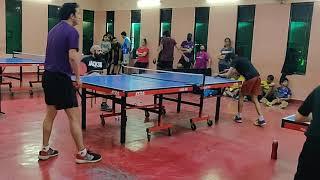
[224,74,245,99]
[260,75,275,102]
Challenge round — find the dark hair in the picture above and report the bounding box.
[102,34,108,40]
[280,77,289,84]
[163,31,170,37]
[142,38,147,45]
[59,3,79,21]
[121,31,127,36]
[267,75,275,81]
[224,37,231,42]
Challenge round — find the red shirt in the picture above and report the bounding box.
[137,47,149,63]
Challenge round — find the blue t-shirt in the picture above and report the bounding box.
[276,86,292,98]
[44,21,79,76]
[121,37,131,55]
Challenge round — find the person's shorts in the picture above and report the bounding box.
[134,62,148,68]
[42,70,78,110]
[122,53,130,65]
[241,76,262,96]
[157,61,173,71]
[178,56,192,69]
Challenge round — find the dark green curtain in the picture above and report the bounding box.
[83,10,94,55]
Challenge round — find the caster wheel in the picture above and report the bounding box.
[145,111,150,118]
[161,108,166,115]
[100,115,105,126]
[207,120,213,127]
[10,92,14,97]
[29,90,34,96]
[191,123,197,131]
[168,128,172,136]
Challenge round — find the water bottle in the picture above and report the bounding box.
[271,140,278,160]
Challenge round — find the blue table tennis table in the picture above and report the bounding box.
[0,57,45,114]
[281,114,310,132]
[79,73,239,144]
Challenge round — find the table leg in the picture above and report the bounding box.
[120,96,127,144]
[81,88,87,129]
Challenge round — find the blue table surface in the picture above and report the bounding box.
[0,57,44,64]
[80,73,239,92]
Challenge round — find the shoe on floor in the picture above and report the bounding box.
[38,148,59,160]
[254,119,267,127]
[234,115,243,123]
[75,150,102,164]
[101,102,112,112]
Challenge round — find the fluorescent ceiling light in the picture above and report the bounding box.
[22,0,52,3]
[207,0,239,5]
[137,0,161,9]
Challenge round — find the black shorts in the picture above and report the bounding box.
[178,56,192,69]
[157,61,173,71]
[134,62,148,68]
[294,137,320,180]
[42,71,78,110]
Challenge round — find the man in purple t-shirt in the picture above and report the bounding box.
[155,31,188,70]
[177,33,194,69]
[39,3,101,164]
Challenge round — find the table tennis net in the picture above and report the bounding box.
[12,52,45,61]
[122,65,206,85]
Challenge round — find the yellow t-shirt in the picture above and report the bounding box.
[229,75,245,91]
[261,80,271,92]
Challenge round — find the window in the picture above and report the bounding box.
[194,7,210,53]
[83,10,94,55]
[159,8,172,42]
[131,10,141,58]
[48,5,60,31]
[106,11,114,35]
[6,0,22,54]
[282,3,314,75]
[235,5,255,61]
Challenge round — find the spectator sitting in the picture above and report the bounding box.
[224,74,245,99]
[261,77,292,109]
[260,75,276,102]
[81,45,112,112]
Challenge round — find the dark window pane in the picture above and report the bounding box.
[282,3,313,75]
[48,5,61,31]
[160,8,172,23]
[159,8,172,41]
[83,10,94,55]
[83,10,94,22]
[235,5,255,61]
[195,7,210,23]
[106,11,115,35]
[194,7,210,53]
[6,0,22,53]
[131,10,141,23]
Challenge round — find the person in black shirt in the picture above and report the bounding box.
[217,57,266,127]
[294,86,320,180]
[82,45,107,74]
[81,45,112,112]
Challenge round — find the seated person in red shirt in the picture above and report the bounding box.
[134,38,149,72]
[81,45,111,112]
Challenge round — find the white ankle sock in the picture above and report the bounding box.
[259,115,265,121]
[79,148,87,157]
[42,145,50,152]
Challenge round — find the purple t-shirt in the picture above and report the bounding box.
[195,51,209,69]
[44,21,79,76]
[181,40,194,60]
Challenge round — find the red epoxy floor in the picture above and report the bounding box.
[0,78,305,180]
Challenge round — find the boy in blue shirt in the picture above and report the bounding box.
[263,78,292,108]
